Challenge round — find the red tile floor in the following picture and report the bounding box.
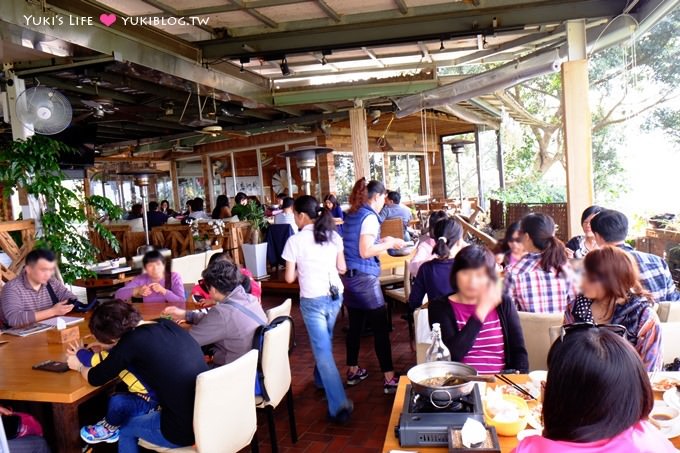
[251,293,416,453]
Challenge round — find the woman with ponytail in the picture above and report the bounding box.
[341,178,405,394]
[409,218,465,309]
[282,196,354,423]
[504,213,577,313]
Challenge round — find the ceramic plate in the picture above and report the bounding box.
[663,388,680,412]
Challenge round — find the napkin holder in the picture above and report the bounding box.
[448,425,501,453]
[46,325,80,344]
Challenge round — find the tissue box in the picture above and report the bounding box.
[46,326,80,344]
[448,426,501,453]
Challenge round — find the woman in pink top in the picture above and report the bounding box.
[428,245,528,374]
[408,210,448,277]
[513,326,675,453]
[115,250,185,303]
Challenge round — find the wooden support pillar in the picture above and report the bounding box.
[496,128,505,190]
[349,103,370,180]
[474,127,485,210]
[201,155,213,210]
[169,161,180,211]
[562,19,594,238]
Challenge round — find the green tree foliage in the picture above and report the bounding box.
[0,135,123,282]
[496,8,680,204]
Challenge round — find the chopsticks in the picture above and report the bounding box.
[494,374,537,401]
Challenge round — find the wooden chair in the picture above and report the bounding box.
[0,220,35,283]
[223,221,251,266]
[91,224,129,261]
[384,261,411,304]
[518,311,564,371]
[151,225,195,257]
[380,218,405,240]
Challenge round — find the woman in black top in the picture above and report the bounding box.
[67,301,208,451]
[565,205,603,259]
[428,245,528,373]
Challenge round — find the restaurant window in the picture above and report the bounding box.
[370,153,385,182]
[333,153,355,204]
[155,175,174,208]
[176,160,205,211]
[232,150,262,200]
[387,153,426,200]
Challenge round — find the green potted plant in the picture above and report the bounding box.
[240,200,268,279]
[0,135,124,283]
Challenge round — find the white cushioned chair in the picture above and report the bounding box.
[139,349,259,452]
[266,298,292,323]
[171,253,205,286]
[657,302,680,323]
[257,318,297,453]
[414,305,431,364]
[661,322,680,365]
[518,311,564,371]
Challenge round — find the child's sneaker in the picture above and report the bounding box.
[383,376,399,394]
[346,367,368,386]
[80,420,119,444]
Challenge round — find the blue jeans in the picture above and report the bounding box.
[299,294,352,417]
[118,411,182,453]
[107,393,158,427]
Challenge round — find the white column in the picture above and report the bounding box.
[562,19,593,238]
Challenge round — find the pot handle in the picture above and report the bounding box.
[430,390,453,409]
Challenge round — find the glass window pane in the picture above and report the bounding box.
[370,153,384,182]
[388,155,409,195]
[334,154,355,203]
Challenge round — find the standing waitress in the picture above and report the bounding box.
[342,178,405,394]
[282,195,353,423]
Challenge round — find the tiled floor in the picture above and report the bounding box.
[252,293,416,453]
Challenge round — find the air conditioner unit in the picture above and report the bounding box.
[172,145,194,153]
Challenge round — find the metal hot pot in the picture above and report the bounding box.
[406,361,478,409]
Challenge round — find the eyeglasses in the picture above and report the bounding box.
[508,237,522,243]
[560,322,628,342]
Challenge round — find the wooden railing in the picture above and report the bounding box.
[454,214,498,249]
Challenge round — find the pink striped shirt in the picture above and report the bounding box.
[451,302,505,374]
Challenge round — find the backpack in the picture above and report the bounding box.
[251,315,295,402]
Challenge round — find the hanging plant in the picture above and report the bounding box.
[0,135,124,283]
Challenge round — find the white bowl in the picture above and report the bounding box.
[528,370,548,387]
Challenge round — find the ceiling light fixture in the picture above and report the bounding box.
[369,109,381,125]
[280,58,291,76]
[239,57,250,73]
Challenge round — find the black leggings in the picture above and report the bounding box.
[346,306,393,372]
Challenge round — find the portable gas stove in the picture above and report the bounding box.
[395,384,485,447]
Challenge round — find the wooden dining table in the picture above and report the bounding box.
[0,302,185,452]
[382,375,680,452]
